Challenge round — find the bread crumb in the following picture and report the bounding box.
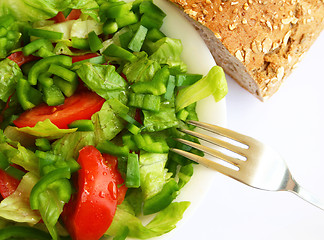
[235,50,244,61]
[214,32,222,39]
[229,23,237,30]
[242,18,248,24]
[277,67,285,81]
[283,30,291,45]
[262,38,272,53]
[243,2,249,10]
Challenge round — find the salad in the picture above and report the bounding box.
[0,0,228,239]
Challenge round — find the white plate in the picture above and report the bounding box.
[138,0,226,240]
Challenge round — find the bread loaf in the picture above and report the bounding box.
[167,0,324,100]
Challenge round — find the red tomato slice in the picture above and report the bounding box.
[51,11,66,23]
[103,154,128,205]
[65,9,82,21]
[63,146,118,240]
[0,169,20,199]
[8,51,39,67]
[72,53,99,63]
[13,91,105,129]
[51,9,82,23]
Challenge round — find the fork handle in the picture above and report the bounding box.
[287,179,324,211]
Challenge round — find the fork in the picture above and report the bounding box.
[171,120,324,211]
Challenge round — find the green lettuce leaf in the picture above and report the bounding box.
[176,65,228,111]
[0,172,41,224]
[143,101,179,132]
[139,152,171,200]
[0,0,99,22]
[0,58,23,102]
[52,131,95,160]
[0,137,38,173]
[148,37,187,73]
[15,119,77,140]
[76,63,128,101]
[106,201,190,239]
[91,101,126,144]
[122,52,161,83]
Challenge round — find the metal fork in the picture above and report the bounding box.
[171,120,324,211]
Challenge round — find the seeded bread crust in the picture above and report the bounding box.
[167,0,324,100]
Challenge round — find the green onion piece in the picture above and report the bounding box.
[22,38,54,56]
[35,138,52,151]
[176,109,189,121]
[140,14,163,30]
[16,78,42,110]
[119,30,134,49]
[53,76,78,97]
[0,152,25,180]
[30,167,71,210]
[97,141,129,157]
[68,119,95,131]
[143,179,179,215]
[103,43,137,62]
[88,31,103,52]
[116,11,139,28]
[42,84,65,106]
[128,25,148,52]
[175,74,203,87]
[122,134,138,151]
[139,1,166,20]
[71,37,90,50]
[28,55,72,85]
[129,93,160,112]
[131,66,169,95]
[127,123,141,135]
[103,20,119,35]
[38,72,53,88]
[48,63,77,83]
[146,28,166,42]
[103,2,132,19]
[28,28,63,40]
[132,134,146,149]
[36,47,55,58]
[125,152,140,188]
[164,75,176,100]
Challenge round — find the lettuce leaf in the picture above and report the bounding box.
[15,119,77,140]
[176,65,228,111]
[143,101,179,132]
[0,58,23,102]
[148,37,187,73]
[0,0,99,22]
[106,201,190,239]
[91,101,126,144]
[139,152,171,200]
[122,52,161,83]
[76,63,128,101]
[52,131,95,160]
[0,172,41,224]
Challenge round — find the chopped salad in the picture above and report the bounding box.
[0,0,228,239]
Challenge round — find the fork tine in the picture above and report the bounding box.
[170,148,239,178]
[175,138,244,166]
[180,128,247,157]
[188,120,254,146]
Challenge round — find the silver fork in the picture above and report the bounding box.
[171,120,324,211]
